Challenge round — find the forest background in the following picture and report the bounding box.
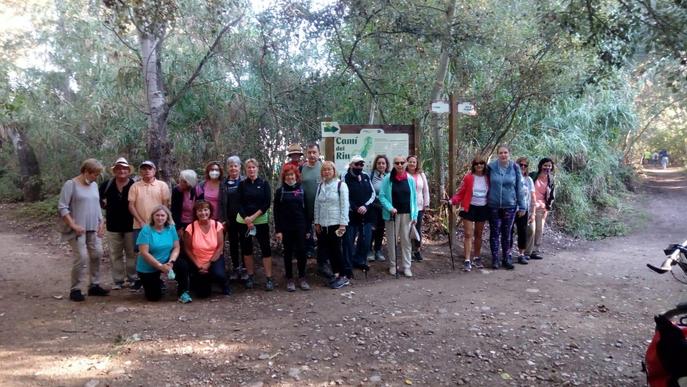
[1,0,685,239]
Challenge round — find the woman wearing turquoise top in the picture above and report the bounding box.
[379,155,418,277]
[136,205,184,302]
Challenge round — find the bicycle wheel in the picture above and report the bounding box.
[670,252,687,284]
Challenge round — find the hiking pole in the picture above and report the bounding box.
[443,197,455,271]
[391,214,399,279]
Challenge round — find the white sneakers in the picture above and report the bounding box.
[389,267,413,277]
[389,267,397,276]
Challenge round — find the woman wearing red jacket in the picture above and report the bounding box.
[450,156,490,272]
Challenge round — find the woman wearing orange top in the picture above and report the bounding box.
[450,156,490,272]
[180,200,228,301]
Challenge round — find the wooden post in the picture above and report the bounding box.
[448,94,456,256]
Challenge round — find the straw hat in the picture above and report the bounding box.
[286,144,304,156]
[110,157,134,173]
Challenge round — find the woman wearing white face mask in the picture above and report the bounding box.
[527,158,556,260]
[198,161,223,220]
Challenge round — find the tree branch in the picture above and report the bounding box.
[167,16,242,109]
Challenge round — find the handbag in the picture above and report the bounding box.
[409,224,421,241]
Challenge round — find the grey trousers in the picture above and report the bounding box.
[68,231,104,291]
[107,231,137,284]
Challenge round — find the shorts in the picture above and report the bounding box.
[459,205,489,222]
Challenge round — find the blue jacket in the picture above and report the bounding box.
[378,174,418,222]
[487,160,525,210]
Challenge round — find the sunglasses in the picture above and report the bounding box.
[394,161,405,165]
[473,161,486,165]
[354,162,365,166]
[519,163,528,168]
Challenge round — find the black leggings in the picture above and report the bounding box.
[319,225,348,277]
[137,259,186,301]
[412,210,424,251]
[282,226,307,278]
[238,223,272,257]
[226,215,243,270]
[371,204,385,252]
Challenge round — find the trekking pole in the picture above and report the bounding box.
[391,214,399,279]
[443,196,455,271]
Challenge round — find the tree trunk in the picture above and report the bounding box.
[429,0,458,202]
[0,123,42,201]
[140,31,173,182]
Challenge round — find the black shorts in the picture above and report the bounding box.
[459,205,489,222]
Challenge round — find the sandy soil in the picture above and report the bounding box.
[0,168,686,387]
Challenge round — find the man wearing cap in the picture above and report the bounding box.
[128,161,171,255]
[342,155,376,272]
[100,157,136,289]
[285,143,304,168]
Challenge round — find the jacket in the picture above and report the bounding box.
[529,171,556,210]
[450,172,489,211]
[273,183,306,233]
[237,176,271,218]
[378,174,418,222]
[171,185,202,227]
[343,168,375,224]
[314,179,349,227]
[487,160,525,210]
[218,175,244,222]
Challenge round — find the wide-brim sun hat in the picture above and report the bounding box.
[287,143,304,156]
[110,157,134,173]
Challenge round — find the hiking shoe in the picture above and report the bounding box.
[375,251,386,262]
[69,289,85,302]
[403,268,413,277]
[472,257,484,269]
[265,277,275,291]
[389,266,397,276]
[111,282,123,290]
[340,277,351,287]
[517,255,529,265]
[130,279,142,292]
[286,280,296,292]
[491,260,500,270]
[367,251,375,262]
[178,291,192,304]
[88,285,110,296]
[502,259,515,270]
[529,252,543,260]
[412,251,423,262]
[299,278,311,291]
[463,260,472,272]
[330,277,347,289]
[244,275,255,289]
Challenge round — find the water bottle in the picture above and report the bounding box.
[167,268,176,280]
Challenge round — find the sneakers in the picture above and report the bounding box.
[367,251,375,262]
[529,252,543,260]
[491,260,500,270]
[412,251,423,262]
[403,268,413,277]
[502,258,515,270]
[111,282,123,290]
[375,251,386,262]
[265,277,275,291]
[389,266,397,276]
[299,278,311,291]
[88,285,110,296]
[244,275,255,289]
[317,263,335,280]
[178,291,192,304]
[463,260,472,272]
[130,279,142,292]
[69,289,85,302]
[329,276,349,289]
[286,280,296,292]
[472,257,484,269]
[517,255,529,265]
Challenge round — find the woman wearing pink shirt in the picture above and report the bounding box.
[199,161,223,220]
[406,155,430,261]
[527,158,556,260]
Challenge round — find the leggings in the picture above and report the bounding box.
[318,225,349,277]
[238,223,272,257]
[174,255,227,298]
[488,207,516,263]
[371,204,385,252]
[412,210,424,252]
[282,226,307,279]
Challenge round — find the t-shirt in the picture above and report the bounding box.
[135,224,178,273]
[391,177,411,214]
[201,183,220,220]
[180,190,195,224]
[58,179,102,231]
[471,175,488,206]
[534,177,548,209]
[128,179,171,229]
[185,220,224,266]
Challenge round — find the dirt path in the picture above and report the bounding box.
[1,168,686,387]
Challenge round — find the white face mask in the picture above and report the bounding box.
[209,171,220,180]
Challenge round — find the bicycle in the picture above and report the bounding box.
[644,240,687,386]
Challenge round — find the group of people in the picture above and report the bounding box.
[57,143,554,304]
[449,145,555,271]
